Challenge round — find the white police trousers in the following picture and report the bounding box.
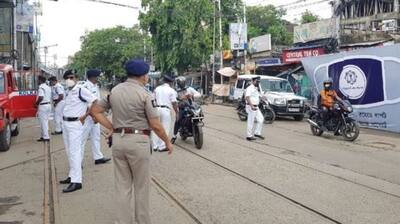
[151,108,171,150]
[63,121,84,183]
[53,101,65,133]
[246,105,264,137]
[81,117,103,161]
[38,104,51,139]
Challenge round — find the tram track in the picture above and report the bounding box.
[174,143,342,224]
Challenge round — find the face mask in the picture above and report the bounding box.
[66,79,76,88]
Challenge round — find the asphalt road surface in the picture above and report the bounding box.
[0,104,399,224]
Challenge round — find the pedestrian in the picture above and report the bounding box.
[48,76,65,135]
[81,69,111,165]
[171,76,201,143]
[151,73,178,152]
[59,69,97,193]
[90,59,173,224]
[245,76,265,141]
[35,75,52,142]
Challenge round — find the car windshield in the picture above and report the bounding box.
[0,72,5,93]
[260,79,293,93]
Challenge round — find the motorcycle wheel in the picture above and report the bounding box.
[263,109,276,124]
[180,135,187,141]
[237,110,247,121]
[194,125,203,149]
[310,116,323,136]
[341,120,360,141]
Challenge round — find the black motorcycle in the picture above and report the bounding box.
[237,98,276,124]
[178,101,204,149]
[307,99,359,141]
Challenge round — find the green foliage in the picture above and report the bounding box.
[68,26,148,80]
[300,10,320,24]
[246,5,292,45]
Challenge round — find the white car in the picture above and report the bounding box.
[234,74,307,121]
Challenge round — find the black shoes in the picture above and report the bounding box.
[63,183,82,193]
[94,158,111,165]
[246,137,257,141]
[171,136,177,144]
[51,131,63,135]
[59,177,71,184]
[158,148,168,152]
[37,138,50,142]
[254,135,265,140]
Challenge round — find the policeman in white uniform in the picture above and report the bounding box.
[49,76,65,135]
[35,76,52,142]
[59,70,97,193]
[245,76,265,141]
[81,69,111,164]
[151,73,178,152]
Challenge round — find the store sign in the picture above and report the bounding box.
[255,58,281,66]
[293,18,338,43]
[282,48,325,63]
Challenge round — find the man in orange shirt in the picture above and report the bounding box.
[319,79,341,125]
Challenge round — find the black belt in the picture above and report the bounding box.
[157,105,170,109]
[40,102,50,105]
[63,117,79,122]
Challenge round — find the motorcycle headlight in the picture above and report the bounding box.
[347,106,353,113]
[273,98,286,105]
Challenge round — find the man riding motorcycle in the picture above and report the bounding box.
[319,78,342,127]
[171,76,201,143]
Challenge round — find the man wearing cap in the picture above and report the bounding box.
[151,73,178,152]
[90,59,173,224]
[81,69,111,165]
[59,70,97,193]
[245,76,265,141]
[35,75,52,142]
[49,76,65,135]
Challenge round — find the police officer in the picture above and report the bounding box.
[151,73,178,152]
[35,75,52,142]
[59,70,97,193]
[171,76,201,143]
[48,76,65,135]
[90,59,173,224]
[81,69,111,164]
[245,76,265,141]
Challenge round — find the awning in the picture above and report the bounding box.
[217,67,237,77]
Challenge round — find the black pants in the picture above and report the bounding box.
[173,109,186,136]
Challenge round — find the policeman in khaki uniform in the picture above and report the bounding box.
[35,76,52,142]
[245,76,265,141]
[59,70,97,193]
[81,69,110,165]
[91,59,173,224]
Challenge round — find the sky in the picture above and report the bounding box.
[37,0,332,66]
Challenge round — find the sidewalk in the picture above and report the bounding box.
[50,131,195,224]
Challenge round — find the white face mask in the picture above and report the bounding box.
[65,79,76,88]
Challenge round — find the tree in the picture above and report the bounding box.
[68,26,148,80]
[300,10,320,24]
[140,0,244,73]
[246,5,293,45]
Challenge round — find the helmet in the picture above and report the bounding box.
[323,78,333,89]
[176,76,186,89]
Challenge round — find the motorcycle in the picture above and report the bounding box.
[307,99,359,141]
[237,98,276,124]
[178,101,205,149]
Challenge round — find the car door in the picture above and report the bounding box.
[10,70,38,118]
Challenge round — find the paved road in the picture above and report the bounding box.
[0,104,399,224]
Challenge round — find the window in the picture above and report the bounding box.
[0,72,5,93]
[260,79,294,93]
[236,79,244,88]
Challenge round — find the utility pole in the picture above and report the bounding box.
[212,0,216,93]
[243,4,247,73]
[218,0,223,69]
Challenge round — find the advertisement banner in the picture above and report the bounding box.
[283,47,325,63]
[293,18,338,43]
[301,44,400,133]
[249,34,271,53]
[229,23,247,50]
[0,8,12,53]
[16,1,34,33]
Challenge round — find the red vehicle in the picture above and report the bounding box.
[0,64,38,151]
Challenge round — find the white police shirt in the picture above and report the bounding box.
[154,83,177,108]
[63,84,96,118]
[38,83,52,104]
[245,84,260,106]
[178,87,201,100]
[51,83,65,100]
[82,80,100,99]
